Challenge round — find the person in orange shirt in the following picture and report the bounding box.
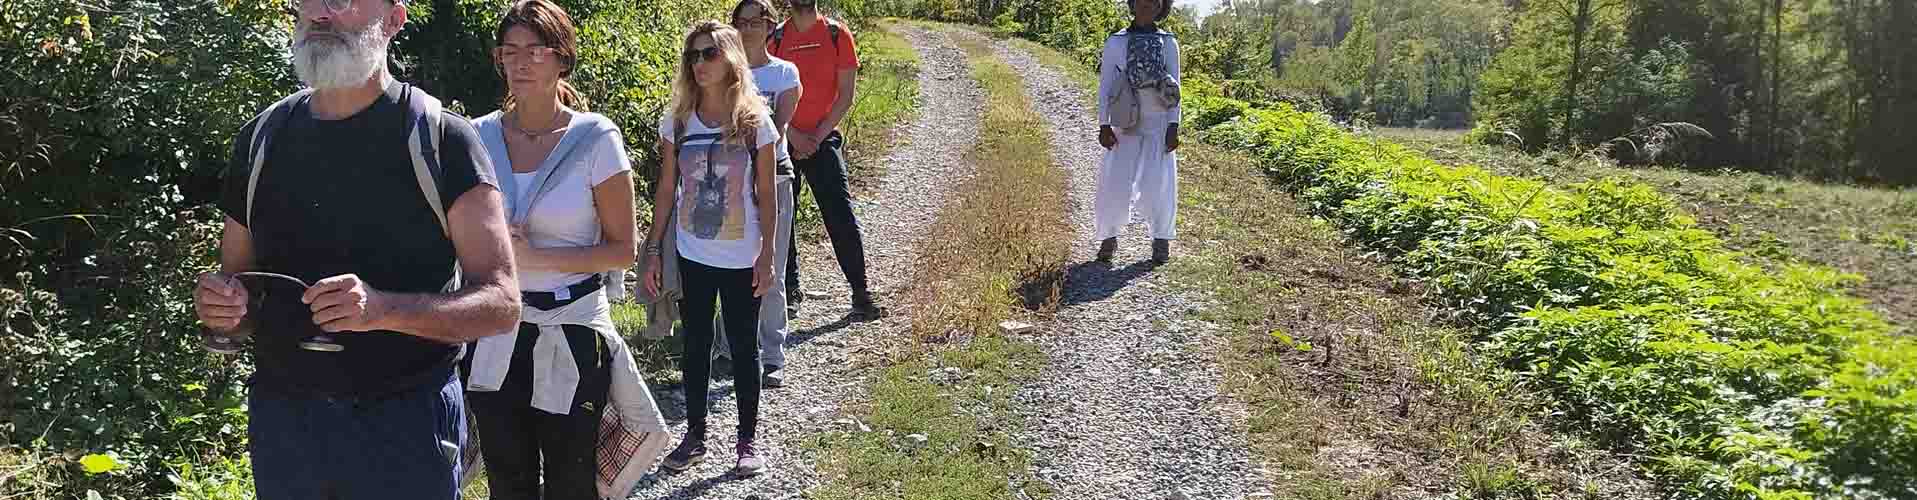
[769,0,883,320]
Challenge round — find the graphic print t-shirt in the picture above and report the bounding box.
[657,113,779,269]
[750,57,801,173]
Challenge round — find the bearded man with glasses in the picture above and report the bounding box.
[191,0,519,497]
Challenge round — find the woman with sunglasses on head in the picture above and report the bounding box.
[643,20,779,477]
[463,1,663,498]
[704,0,802,390]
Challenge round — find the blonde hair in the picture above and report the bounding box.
[668,21,767,144]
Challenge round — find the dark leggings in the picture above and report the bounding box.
[464,323,611,500]
[679,257,763,443]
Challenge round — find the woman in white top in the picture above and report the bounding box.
[643,20,779,477]
[463,1,648,498]
[707,0,803,389]
[1095,0,1182,264]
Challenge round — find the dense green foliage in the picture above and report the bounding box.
[1471,0,1917,183]
[989,0,1916,182]
[0,0,852,497]
[1185,86,1917,498]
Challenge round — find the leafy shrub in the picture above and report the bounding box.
[1198,93,1917,499]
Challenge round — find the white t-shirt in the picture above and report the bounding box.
[657,112,779,269]
[475,111,634,292]
[750,57,801,169]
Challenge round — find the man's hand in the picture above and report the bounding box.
[1099,125,1117,150]
[303,274,390,333]
[1165,124,1181,153]
[195,272,249,331]
[790,130,821,159]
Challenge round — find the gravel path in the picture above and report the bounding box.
[621,24,984,500]
[962,31,1271,500]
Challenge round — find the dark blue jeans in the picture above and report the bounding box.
[249,368,464,500]
[787,131,871,297]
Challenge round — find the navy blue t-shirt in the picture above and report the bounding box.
[219,86,497,397]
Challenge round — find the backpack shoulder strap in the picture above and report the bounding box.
[769,24,785,52]
[245,89,313,227]
[401,83,463,291]
[827,20,841,48]
[403,84,451,237]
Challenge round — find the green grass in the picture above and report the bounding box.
[1160,142,1649,499]
[998,35,1652,499]
[808,22,1068,500]
[1372,127,1917,334]
[807,335,1049,500]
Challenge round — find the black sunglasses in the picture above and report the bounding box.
[684,46,722,63]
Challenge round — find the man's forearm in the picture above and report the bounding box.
[378,281,520,344]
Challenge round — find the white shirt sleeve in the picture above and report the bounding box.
[1166,36,1182,124]
[589,128,633,186]
[1097,36,1120,126]
[656,114,676,144]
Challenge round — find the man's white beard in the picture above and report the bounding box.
[291,15,388,90]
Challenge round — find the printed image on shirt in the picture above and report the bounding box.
[678,138,751,241]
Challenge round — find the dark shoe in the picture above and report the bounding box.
[763,365,785,388]
[711,356,734,380]
[662,439,707,471]
[1152,239,1171,264]
[850,294,885,321]
[735,440,768,477]
[1096,237,1118,262]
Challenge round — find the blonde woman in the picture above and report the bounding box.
[642,20,779,477]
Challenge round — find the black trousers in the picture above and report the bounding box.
[464,323,611,500]
[679,257,763,443]
[787,131,872,297]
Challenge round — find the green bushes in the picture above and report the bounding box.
[0,0,749,497]
[1195,95,1917,498]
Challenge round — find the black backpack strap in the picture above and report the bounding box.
[828,21,840,48]
[243,90,314,226]
[769,24,784,52]
[396,82,461,292]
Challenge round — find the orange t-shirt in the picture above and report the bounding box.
[771,15,859,135]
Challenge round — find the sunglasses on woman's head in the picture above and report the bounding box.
[685,46,722,63]
[732,17,773,29]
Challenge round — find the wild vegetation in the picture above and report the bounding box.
[0,0,918,497]
[961,0,1917,495]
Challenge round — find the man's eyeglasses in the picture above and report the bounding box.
[684,46,722,63]
[288,0,360,15]
[495,46,558,64]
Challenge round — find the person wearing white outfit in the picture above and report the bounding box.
[1095,0,1182,264]
[465,2,669,498]
[708,0,803,390]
